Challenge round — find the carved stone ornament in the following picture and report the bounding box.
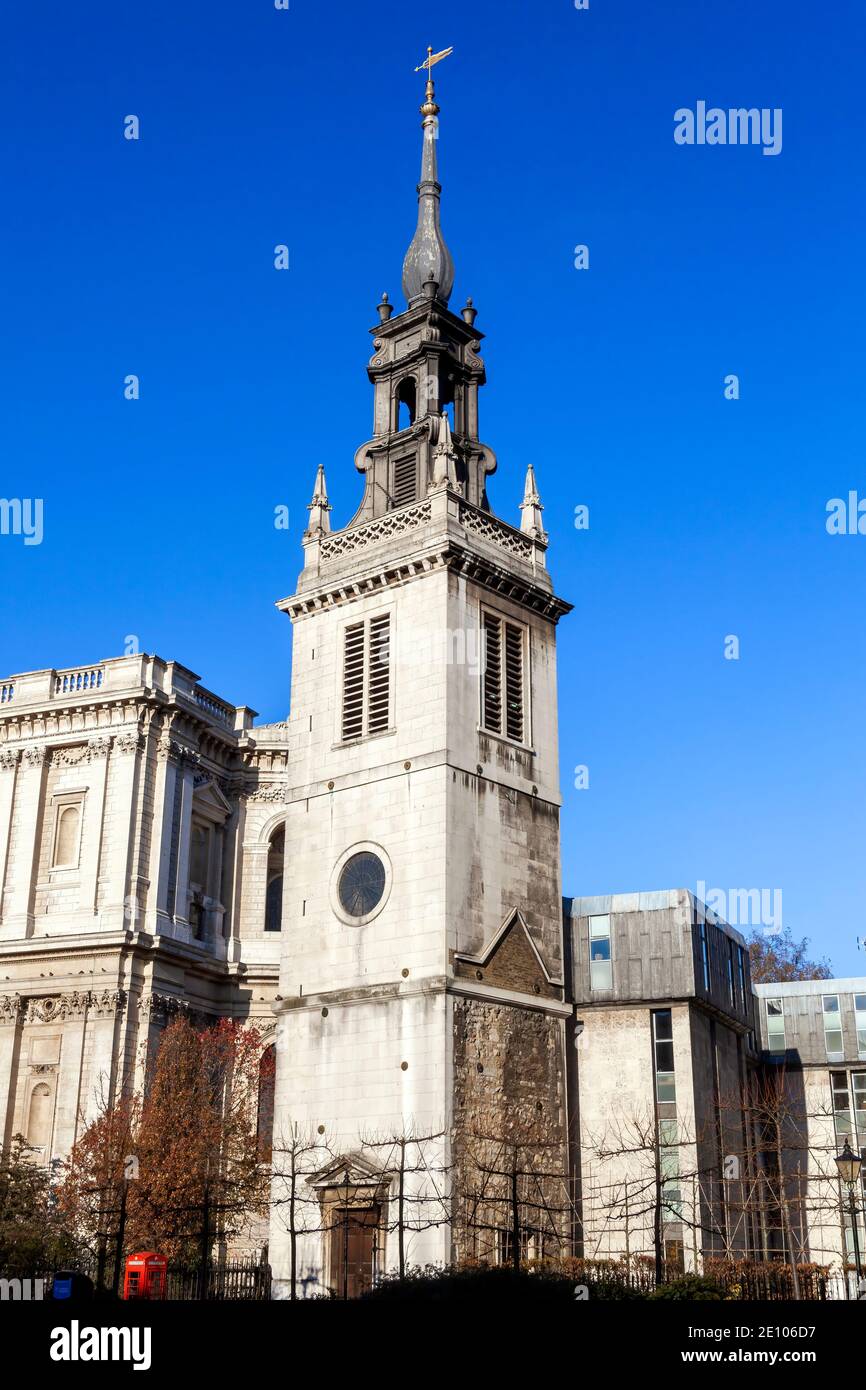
[0,994,23,1026]
[115,731,144,756]
[22,989,127,1024]
[157,737,200,765]
[0,748,19,772]
[22,745,46,768]
[244,783,290,804]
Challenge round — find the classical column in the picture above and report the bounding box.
[79,736,111,917]
[0,744,47,940]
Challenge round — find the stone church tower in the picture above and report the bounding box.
[268,67,572,1297]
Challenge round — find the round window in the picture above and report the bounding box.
[337,851,386,919]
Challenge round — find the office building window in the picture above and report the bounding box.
[653,1009,677,1107]
[699,921,710,991]
[823,995,843,1062]
[589,914,612,991]
[831,1071,853,1142]
[766,998,786,1054]
[852,1072,866,1145]
[737,946,747,1011]
[855,995,866,1061]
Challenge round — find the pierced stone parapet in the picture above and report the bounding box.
[319,499,433,563]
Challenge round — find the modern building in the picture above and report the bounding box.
[753,980,866,1272]
[569,891,757,1273]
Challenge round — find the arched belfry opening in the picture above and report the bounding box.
[395,376,416,431]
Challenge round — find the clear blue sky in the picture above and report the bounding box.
[2,1,864,974]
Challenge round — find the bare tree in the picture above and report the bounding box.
[360,1124,451,1279]
[270,1123,335,1300]
[459,1118,571,1269]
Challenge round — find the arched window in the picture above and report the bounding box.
[395,377,416,430]
[53,803,81,867]
[27,1082,53,1151]
[265,827,285,932]
[257,1044,276,1162]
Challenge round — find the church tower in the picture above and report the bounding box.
[268,57,572,1298]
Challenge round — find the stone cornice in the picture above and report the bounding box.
[280,536,570,624]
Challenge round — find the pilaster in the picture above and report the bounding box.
[0,745,47,940]
[79,736,111,916]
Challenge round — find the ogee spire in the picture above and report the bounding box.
[402,46,456,308]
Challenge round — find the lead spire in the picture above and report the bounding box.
[402,46,456,308]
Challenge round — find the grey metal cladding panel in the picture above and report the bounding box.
[649,955,665,997]
[628,956,643,996]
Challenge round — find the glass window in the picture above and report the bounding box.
[265,827,285,932]
[653,1010,677,1106]
[855,995,866,1060]
[698,921,710,991]
[726,940,735,1007]
[831,1071,853,1141]
[823,995,843,1061]
[338,851,386,919]
[852,1073,866,1145]
[766,998,786,1053]
[589,914,612,990]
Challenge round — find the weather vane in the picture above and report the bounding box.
[414,45,454,77]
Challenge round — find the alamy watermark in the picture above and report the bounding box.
[0,1276,44,1300]
[697,880,783,933]
[826,492,866,535]
[674,103,782,157]
[0,498,43,546]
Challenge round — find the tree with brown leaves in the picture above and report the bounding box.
[60,1017,272,1272]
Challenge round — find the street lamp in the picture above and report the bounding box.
[834,1139,863,1287]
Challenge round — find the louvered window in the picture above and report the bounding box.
[481,610,527,743]
[341,614,391,741]
[393,455,416,508]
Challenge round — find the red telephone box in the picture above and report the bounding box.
[123,1252,168,1300]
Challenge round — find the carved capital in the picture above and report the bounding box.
[0,994,23,1026]
[0,748,19,772]
[157,737,199,765]
[87,736,112,760]
[115,731,144,757]
[22,745,46,769]
[90,988,127,1018]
